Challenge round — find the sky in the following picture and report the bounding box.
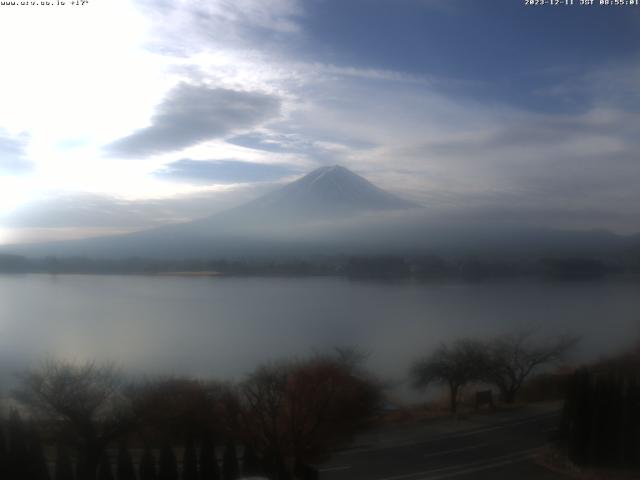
[0,0,639,244]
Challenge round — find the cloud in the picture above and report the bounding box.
[227,132,304,153]
[262,70,640,233]
[107,84,282,157]
[1,185,275,233]
[134,0,302,55]
[533,62,640,114]
[155,159,300,184]
[0,131,30,173]
[2,0,640,241]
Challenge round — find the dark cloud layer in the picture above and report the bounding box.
[155,159,299,184]
[107,84,281,157]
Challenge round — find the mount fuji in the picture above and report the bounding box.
[3,165,636,261]
[189,165,419,231]
[4,165,421,258]
[236,165,418,218]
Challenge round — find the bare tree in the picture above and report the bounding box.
[13,359,134,479]
[238,353,381,478]
[411,339,487,413]
[483,332,578,404]
[333,346,370,372]
[129,377,223,440]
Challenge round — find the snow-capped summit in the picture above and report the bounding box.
[237,165,419,219]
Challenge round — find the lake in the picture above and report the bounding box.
[1,274,639,400]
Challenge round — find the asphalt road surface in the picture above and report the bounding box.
[318,405,568,480]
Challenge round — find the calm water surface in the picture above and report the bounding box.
[1,274,639,398]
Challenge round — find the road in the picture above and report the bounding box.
[318,405,568,480]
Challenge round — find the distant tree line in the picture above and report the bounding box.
[346,256,628,280]
[1,253,635,280]
[0,255,337,276]
[1,350,381,480]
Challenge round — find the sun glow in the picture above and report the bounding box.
[0,0,178,207]
[0,176,33,215]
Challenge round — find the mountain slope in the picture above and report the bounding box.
[2,165,637,261]
[241,165,418,217]
[2,165,420,258]
[171,165,420,236]
[187,165,419,232]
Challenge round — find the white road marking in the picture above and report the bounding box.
[336,412,558,456]
[371,446,544,480]
[423,443,488,458]
[419,449,542,479]
[319,465,352,473]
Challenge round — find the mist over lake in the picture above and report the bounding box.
[1,274,638,400]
